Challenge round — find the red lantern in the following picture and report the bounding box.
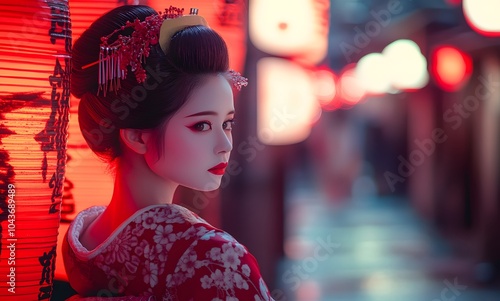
[0,1,71,300]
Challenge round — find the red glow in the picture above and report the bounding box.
[0,2,71,299]
[53,1,122,282]
[445,0,461,6]
[338,64,365,107]
[431,46,473,92]
[314,67,337,111]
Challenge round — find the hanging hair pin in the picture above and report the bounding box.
[97,46,103,95]
[81,6,182,95]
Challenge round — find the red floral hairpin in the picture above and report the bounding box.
[92,6,183,96]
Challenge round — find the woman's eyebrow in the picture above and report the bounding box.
[185,110,235,118]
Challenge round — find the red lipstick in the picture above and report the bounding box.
[208,162,227,175]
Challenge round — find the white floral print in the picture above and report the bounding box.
[65,204,274,300]
[220,243,243,270]
[141,210,159,230]
[143,260,159,287]
[153,224,174,244]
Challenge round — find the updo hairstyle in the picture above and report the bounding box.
[71,5,230,164]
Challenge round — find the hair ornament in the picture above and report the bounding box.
[227,70,248,91]
[93,6,186,96]
[81,6,247,96]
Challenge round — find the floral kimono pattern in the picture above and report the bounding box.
[63,204,274,301]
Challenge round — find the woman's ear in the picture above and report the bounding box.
[119,129,153,155]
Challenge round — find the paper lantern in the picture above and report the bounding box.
[0,1,71,300]
[256,57,322,145]
[249,0,330,65]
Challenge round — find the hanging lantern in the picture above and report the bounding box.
[256,57,322,145]
[0,1,71,300]
[249,0,330,65]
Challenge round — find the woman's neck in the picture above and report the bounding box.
[80,154,178,251]
[107,155,178,226]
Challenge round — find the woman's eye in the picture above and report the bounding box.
[190,121,212,132]
[223,119,235,131]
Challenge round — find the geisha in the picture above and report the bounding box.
[62,5,273,301]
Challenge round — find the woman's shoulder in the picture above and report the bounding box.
[168,223,274,300]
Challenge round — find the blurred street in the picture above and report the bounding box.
[275,177,500,301]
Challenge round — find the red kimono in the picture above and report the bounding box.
[63,204,274,301]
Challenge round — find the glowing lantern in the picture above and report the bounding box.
[249,0,330,144]
[431,46,473,92]
[0,1,71,300]
[257,57,321,145]
[463,0,500,36]
[249,0,330,65]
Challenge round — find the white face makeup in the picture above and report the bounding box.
[144,74,235,191]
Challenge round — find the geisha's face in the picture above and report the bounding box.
[145,74,235,191]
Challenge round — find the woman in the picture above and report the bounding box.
[62,5,273,300]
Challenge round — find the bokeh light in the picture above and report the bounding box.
[463,0,500,36]
[382,39,428,90]
[431,45,472,92]
[356,53,391,95]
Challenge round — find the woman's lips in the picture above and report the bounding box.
[208,162,228,175]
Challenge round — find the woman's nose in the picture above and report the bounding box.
[215,130,233,155]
